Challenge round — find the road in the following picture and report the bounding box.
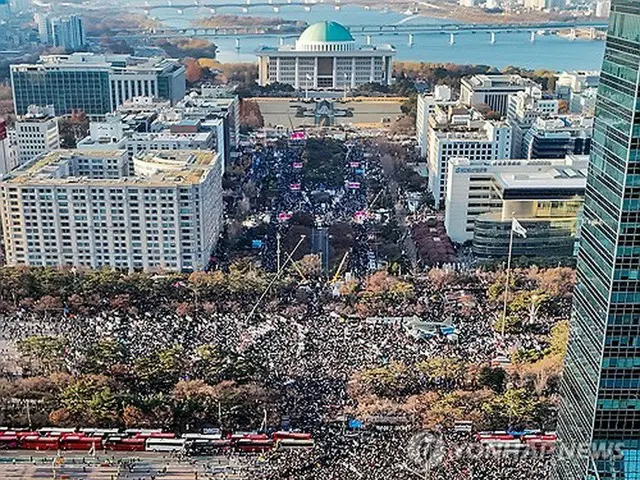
[0,452,247,479]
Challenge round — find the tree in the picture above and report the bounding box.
[184,57,204,84]
[357,362,420,398]
[81,339,127,375]
[172,380,217,430]
[297,254,323,278]
[547,320,569,358]
[483,388,535,430]
[477,366,506,393]
[493,313,522,334]
[416,357,470,390]
[58,111,89,149]
[239,100,264,129]
[133,345,185,393]
[17,336,68,376]
[61,375,120,426]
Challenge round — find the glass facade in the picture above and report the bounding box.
[472,214,579,259]
[11,69,111,115]
[555,1,640,479]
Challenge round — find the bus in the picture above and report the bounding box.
[80,428,120,437]
[60,435,103,451]
[276,439,314,449]
[21,435,60,450]
[38,427,76,437]
[104,437,146,452]
[0,434,19,449]
[234,438,274,453]
[273,432,312,441]
[145,438,186,452]
[187,439,232,455]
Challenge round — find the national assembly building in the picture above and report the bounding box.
[256,21,395,90]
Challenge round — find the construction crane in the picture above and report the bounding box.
[331,250,350,283]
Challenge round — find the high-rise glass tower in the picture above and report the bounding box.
[555,1,640,479]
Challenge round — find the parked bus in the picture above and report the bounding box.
[104,437,146,452]
[21,435,60,450]
[145,438,186,452]
[60,435,102,451]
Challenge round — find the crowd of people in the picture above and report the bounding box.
[0,134,573,479]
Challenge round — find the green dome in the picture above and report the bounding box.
[298,21,354,43]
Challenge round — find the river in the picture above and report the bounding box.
[137,2,606,70]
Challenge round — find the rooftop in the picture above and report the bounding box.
[463,74,540,90]
[298,21,354,44]
[11,53,182,73]
[3,149,219,186]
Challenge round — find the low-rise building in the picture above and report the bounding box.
[460,74,540,116]
[522,116,593,159]
[555,70,600,113]
[78,114,224,173]
[444,154,586,253]
[0,149,223,271]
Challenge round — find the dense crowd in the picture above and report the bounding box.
[0,136,574,479]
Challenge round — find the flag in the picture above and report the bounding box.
[512,218,527,238]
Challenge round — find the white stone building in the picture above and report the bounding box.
[257,21,395,90]
[507,87,559,158]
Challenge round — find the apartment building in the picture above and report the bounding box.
[0,149,223,272]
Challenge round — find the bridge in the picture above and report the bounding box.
[91,20,609,41]
[137,0,372,15]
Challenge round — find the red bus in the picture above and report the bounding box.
[21,436,60,450]
[0,435,19,449]
[234,438,274,453]
[60,435,103,451]
[104,437,146,452]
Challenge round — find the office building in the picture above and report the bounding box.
[507,86,559,158]
[35,13,52,44]
[416,85,456,158]
[522,116,593,159]
[445,154,586,245]
[0,120,18,174]
[50,15,85,51]
[77,113,224,173]
[256,21,396,89]
[460,74,540,116]
[555,1,640,478]
[0,149,223,272]
[177,87,240,149]
[555,71,600,114]
[14,105,60,164]
[427,104,511,209]
[34,13,85,50]
[10,53,186,116]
